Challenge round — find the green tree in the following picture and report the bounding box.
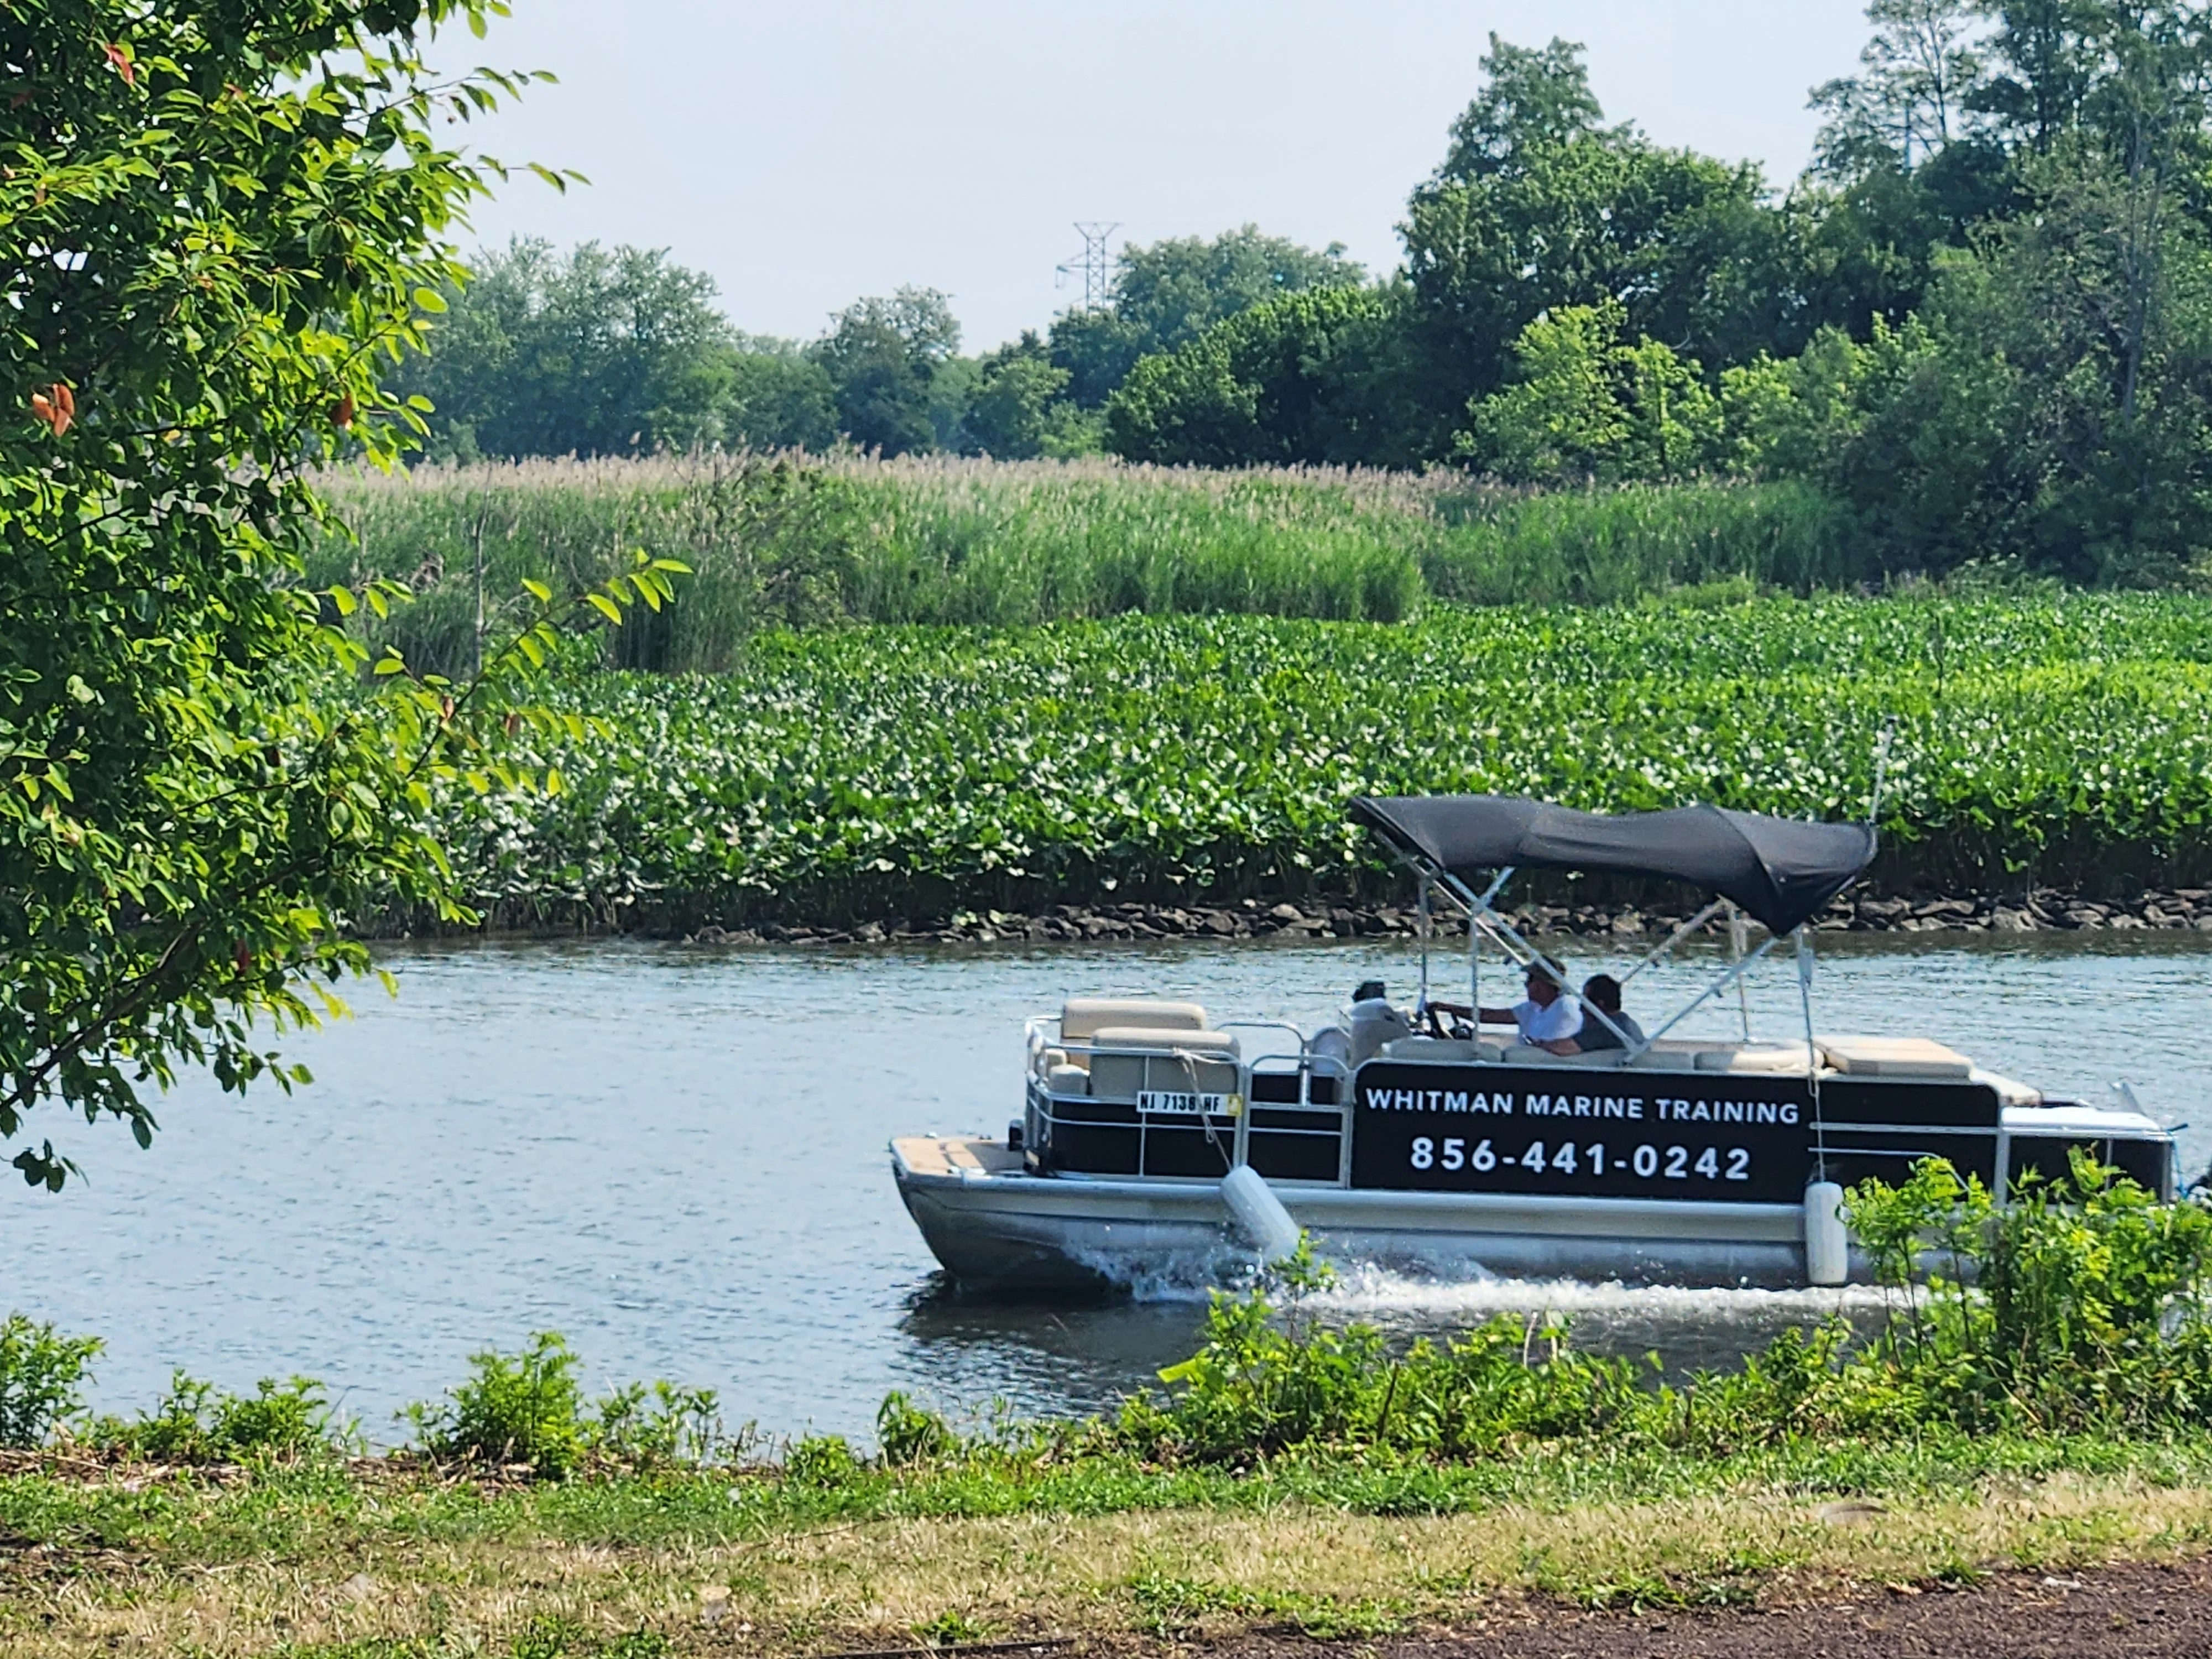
[1048,226,1364,408]
[0,1,487,1186]
[397,238,739,458]
[1460,300,1724,483]
[1104,286,1410,466]
[1400,35,1787,439]
[963,332,1097,457]
[0,1,676,1190]
[1976,0,2107,149]
[724,338,840,452]
[1434,33,1611,181]
[810,288,961,456]
[1812,0,1987,172]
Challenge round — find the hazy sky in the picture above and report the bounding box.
[453,1,1876,352]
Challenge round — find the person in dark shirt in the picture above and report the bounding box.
[1573,973,1645,1052]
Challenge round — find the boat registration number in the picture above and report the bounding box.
[1139,1090,1239,1117]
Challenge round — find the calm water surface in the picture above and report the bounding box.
[10,932,2209,1441]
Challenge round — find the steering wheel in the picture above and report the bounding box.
[1421,1004,1474,1040]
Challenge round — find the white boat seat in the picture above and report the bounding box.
[1061,998,1207,1041]
[1818,1036,1974,1078]
[1696,1041,1820,1075]
[1625,1041,1719,1071]
[1089,1026,1239,1055]
[1046,1063,1091,1096]
[1087,1027,1241,1102]
[1379,1036,1503,1063]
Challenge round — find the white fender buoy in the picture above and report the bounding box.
[1221,1164,1303,1265]
[1804,1180,1848,1287]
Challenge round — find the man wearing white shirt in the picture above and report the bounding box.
[1477,959,1583,1055]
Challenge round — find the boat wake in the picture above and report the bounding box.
[1072,1244,1887,1329]
[1308,1259,1888,1318]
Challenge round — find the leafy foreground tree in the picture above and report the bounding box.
[0,1,674,1190]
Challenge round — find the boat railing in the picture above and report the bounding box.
[1018,1014,1358,1185]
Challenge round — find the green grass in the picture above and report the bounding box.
[7,1433,2212,1655]
[309,455,1864,672]
[416,590,2212,929]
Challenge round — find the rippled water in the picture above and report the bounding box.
[8,931,2208,1441]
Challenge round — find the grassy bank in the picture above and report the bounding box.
[416,592,2212,931]
[309,457,1858,673]
[6,1167,2212,1654]
[8,1448,2212,1656]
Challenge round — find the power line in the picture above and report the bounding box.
[1055,222,1120,311]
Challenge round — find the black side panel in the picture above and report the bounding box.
[1045,1120,1139,1175]
[1140,1118,1239,1178]
[1251,1072,1342,1106]
[1822,1079,2002,1129]
[1814,1128,1999,1190]
[1041,1098,1138,1175]
[1248,1130,1343,1182]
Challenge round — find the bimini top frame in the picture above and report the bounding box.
[1349,794,1880,1060]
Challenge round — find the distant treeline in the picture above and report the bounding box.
[392,6,2212,590]
[311,456,1860,675]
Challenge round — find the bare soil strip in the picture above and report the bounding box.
[1294,1558,2212,1658]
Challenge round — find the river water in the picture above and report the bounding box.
[9,932,2209,1443]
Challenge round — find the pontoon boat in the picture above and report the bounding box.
[891,796,2178,1291]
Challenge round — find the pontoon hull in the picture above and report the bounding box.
[892,1136,1823,1292]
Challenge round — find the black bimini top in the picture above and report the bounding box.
[1350,795,1877,937]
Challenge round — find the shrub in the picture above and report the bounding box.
[875,1391,956,1465]
[1846,1152,2212,1432]
[0,1314,101,1448]
[782,1432,863,1486]
[590,1379,729,1468]
[92,1371,339,1463]
[408,1334,739,1477]
[409,1332,586,1477]
[1104,1160,2212,1466]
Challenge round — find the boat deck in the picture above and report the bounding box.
[892,1135,1024,1177]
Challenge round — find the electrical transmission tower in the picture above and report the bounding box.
[1055,221,1120,310]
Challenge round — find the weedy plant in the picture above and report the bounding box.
[1098,1160,2212,1466]
[1847,1152,2212,1432]
[90,1371,342,1463]
[405,1332,733,1477]
[0,1313,101,1448]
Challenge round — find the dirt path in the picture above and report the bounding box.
[1215,1561,2212,1658]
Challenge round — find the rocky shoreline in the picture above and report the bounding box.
[679,885,2212,947]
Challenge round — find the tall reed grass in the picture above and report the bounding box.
[310,455,1870,672]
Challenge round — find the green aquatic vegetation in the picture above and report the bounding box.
[411,591,2212,927]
